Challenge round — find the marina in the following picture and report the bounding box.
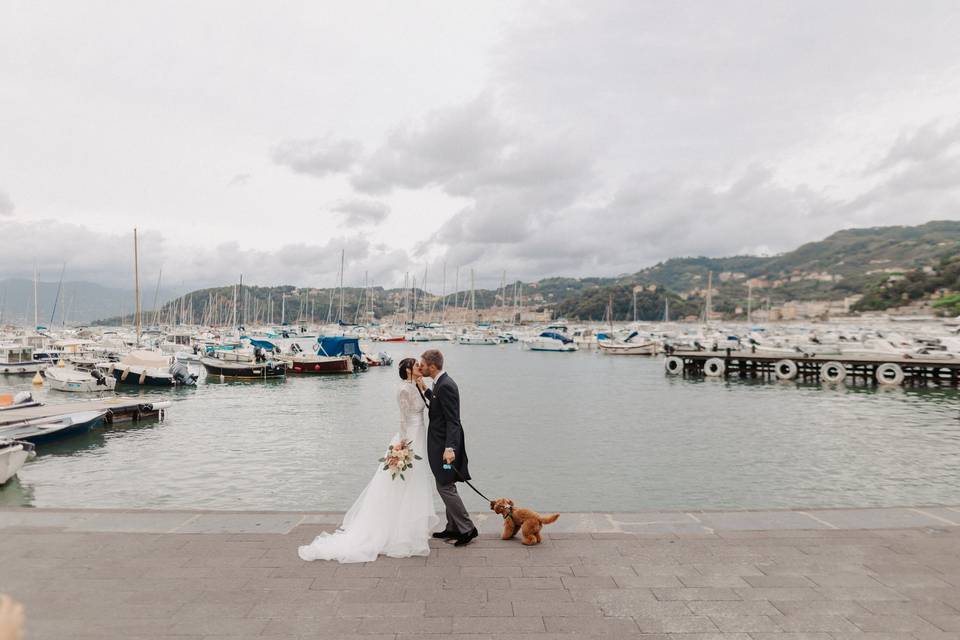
[1,323,958,513]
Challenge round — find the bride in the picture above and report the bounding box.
[298,358,442,563]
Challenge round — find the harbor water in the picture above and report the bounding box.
[2,341,959,512]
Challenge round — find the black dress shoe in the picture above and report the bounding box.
[454,527,479,547]
[432,529,458,539]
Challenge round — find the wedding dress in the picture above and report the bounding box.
[298,381,442,563]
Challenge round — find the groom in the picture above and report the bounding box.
[417,349,478,547]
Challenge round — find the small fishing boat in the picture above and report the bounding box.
[0,410,108,444]
[0,439,35,484]
[598,331,659,356]
[200,348,286,380]
[97,350,198,387]
[250,336,365,375]
[522,331,578,352]
[364,351,394,367]
[44,364,117,393]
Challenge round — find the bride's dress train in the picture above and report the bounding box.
[298,382,441,563]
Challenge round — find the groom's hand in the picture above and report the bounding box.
[443,448,455,464]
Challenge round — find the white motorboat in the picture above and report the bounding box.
[457,333,499,345]
[0,439,35,484]
[522,331,578,352]
[0,344,49,375]
[44,364,117,393]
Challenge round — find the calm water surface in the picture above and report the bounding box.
[2,342,959,512]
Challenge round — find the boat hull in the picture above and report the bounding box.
[280,356,353,375]
[0,362,46,375]
[201,358,286,379]
[0,442,34,484]
[598,342,658,355]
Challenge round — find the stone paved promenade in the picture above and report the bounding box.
[2,506,960,639]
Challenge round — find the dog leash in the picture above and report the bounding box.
[414,382,495,503]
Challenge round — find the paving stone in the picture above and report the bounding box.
[708,615,784,632]
[454,616,545,633]
[680,575,752,588]
[509,576,566,589]
[519,565,575,577]
[425,601,514,617]
[512,601,603,616]
[544,615,641,634]
[635,615,720,632]
[335,601,425,617]
[686,601,782,616]
[653,587,743,601]
[848,614,943,632]
[616,575,686,588]
[775,614,862,632]
[742,575,815,588]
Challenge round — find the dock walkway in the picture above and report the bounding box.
[666,349,960,385]
[3,505,960,639]
[0,396,169,426]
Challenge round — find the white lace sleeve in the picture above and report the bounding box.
[396,384,418,441]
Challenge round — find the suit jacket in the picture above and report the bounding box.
[424,372,470,485]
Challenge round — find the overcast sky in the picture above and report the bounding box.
[2,1,960,291]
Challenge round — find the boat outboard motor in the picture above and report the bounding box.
[91,369,109,386]
[170,361,199,386]
[254,346,265,363]
[352,354,368,372]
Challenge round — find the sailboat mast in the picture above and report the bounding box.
[747,281,753,324]
[632,286,637,323]
[33,262,38,330]
[470,269,476,320]
[134,228,141,346]
[338,249,345,324]
[50,263,66,326]
[704,270,713,326]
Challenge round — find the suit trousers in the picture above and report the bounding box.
[436,480,474,534]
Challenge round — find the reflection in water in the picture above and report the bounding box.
[2,346,959,512]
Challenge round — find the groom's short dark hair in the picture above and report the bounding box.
[421,349,444,370]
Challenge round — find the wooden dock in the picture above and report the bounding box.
[0,396,171,426]
[664,348,960,386]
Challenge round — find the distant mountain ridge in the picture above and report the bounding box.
[0,278,179,326]
[83,220,960,324]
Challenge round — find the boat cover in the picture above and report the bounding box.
[539,331,573,344]
[121,350,171,368]
[317,336,361,356]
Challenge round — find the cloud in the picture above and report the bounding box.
[272,136,363,177]
[351,95,513,195]
[227,173,251,186]
[0,190,13,216]
[0,219,414,291]
[332,198,390,227]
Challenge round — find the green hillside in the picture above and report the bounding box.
[90,221,960,324]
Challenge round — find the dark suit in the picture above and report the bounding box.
[424,372,474,534]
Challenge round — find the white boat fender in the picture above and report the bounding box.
[148,401,172,411]
[704,357,725,377]
[774,359,798,380]
[664,356,684,375]
[876,362,904,385]
[820,361,847,383]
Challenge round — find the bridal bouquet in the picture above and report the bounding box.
[379,439,422,480]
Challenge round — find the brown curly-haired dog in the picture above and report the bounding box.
[490,498,560,546]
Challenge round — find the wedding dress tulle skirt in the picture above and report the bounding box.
[298,427,441,563]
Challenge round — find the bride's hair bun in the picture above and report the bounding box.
[398,357,416,380]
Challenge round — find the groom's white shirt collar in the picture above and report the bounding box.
[435,371,446,383]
